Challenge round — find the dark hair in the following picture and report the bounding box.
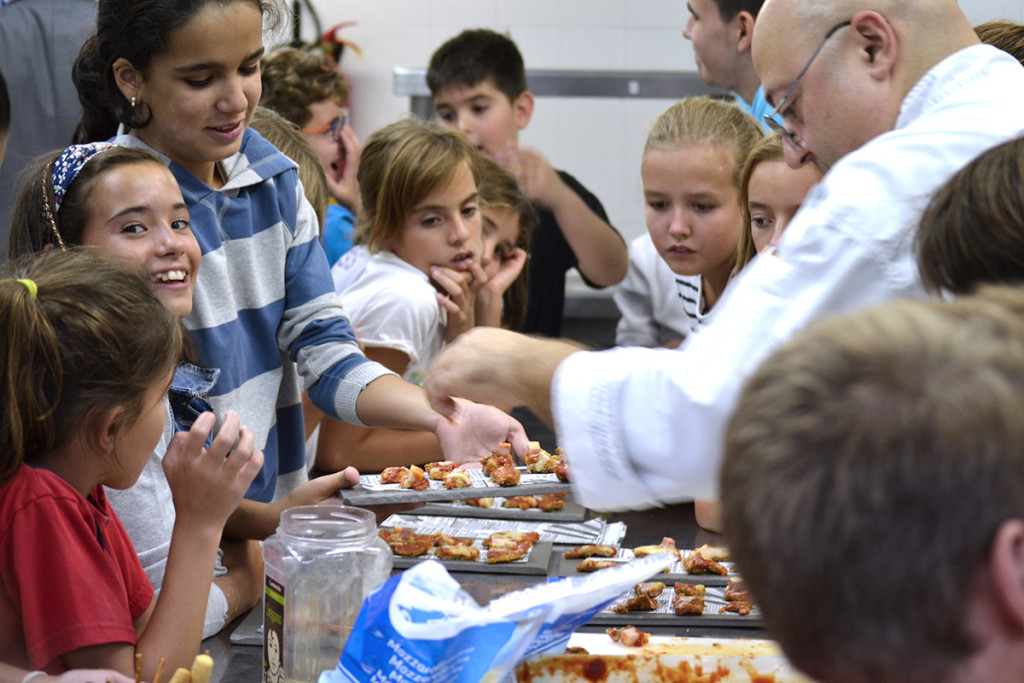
[474,154,534,330]
[72,0,284,143]
[713,0,765,22]
[8,146,167,259]
[916,135,1024,294]
[426,29,527,103]
[0,248,182,482]
[260,47,349,128]
[975,19,1024,66]
[721,287,1024,682]
[0,66,10,137]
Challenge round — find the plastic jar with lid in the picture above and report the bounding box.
[262,504,392,683]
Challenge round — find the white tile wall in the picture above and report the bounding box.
[293,0,1024,256]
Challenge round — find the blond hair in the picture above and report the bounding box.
[356,117,479,251]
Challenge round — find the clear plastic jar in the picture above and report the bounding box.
[262,505,392,683]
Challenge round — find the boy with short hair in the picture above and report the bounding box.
[720,286,1024,683]
[684,0,772,124]
[427,28,628,337]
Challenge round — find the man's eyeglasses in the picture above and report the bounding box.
[302,111,349,143]
[764,20,851,143]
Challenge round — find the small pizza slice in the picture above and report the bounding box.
[674,582,706,597]
[485,541,532,564]
[380,466,408,484]
[399,465,430,490]
[694,543,731,562]
[606,626,650,648]
[633,581,666,598]
[503,495,538,510]
[462,497,494,508]
[719,600,753,616]
[610,593,659,613]
[423,460,456,480]
[632,537,682,562]
[682,551,728,576]
[555,457,570,482]
[575,558,618,572]
[536,493,567,511]
[442,469,472,489]
[380,528,438,556]
[672,593,706,616]
[435,534,474,547]
[489,464,521,487]
[434,544,481,562]
[563,544,617,559]
[724,577,750,602]
[483,531,539,548]
[481,449,515,475]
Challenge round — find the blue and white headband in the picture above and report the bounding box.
[43,142,118,250]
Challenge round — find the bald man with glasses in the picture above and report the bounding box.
[424,0,1024,513]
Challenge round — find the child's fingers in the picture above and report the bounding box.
[429,266,462,298]
[435,292,461,317]
[205,410,241,459]
[165,411,217,464]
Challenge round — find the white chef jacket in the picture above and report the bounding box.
[553,45,1024,511]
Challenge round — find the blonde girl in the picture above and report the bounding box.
[735,133,823,271]
[316,117,493,473]
[0,249,260,678]
[616,96,763,349]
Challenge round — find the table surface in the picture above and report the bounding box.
[201,501,764,683]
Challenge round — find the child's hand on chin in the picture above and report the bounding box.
[162,410,264,529]
[432,262,488,343]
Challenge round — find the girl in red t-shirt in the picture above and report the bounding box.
[0,248,261,677]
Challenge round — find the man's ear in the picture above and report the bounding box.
[988,519,1024,633]
[513,90,534,131]
[112,57,143,103]
[850,10,898,81]
[734,11,756,55]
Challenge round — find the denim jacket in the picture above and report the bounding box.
[168,362,219,443]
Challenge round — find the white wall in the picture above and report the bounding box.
[287,0,1024,281]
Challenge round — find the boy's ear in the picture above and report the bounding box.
[987,519,1024,633]
[513,91,534,131]
[734,11,756,54]
[112,57,143,103]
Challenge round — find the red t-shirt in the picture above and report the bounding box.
[0,464,154,671]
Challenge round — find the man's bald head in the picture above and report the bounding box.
[753,0,978,169]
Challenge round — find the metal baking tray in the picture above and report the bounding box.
[550,550,738,587]
[390,541,553,575]
[412,495,587,522]
[338,467,570,505]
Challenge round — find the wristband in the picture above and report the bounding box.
[21,672,47,683]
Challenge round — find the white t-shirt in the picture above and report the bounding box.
[614,233,705,347]
[341,250,446,385]
[552,45,1024,510]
